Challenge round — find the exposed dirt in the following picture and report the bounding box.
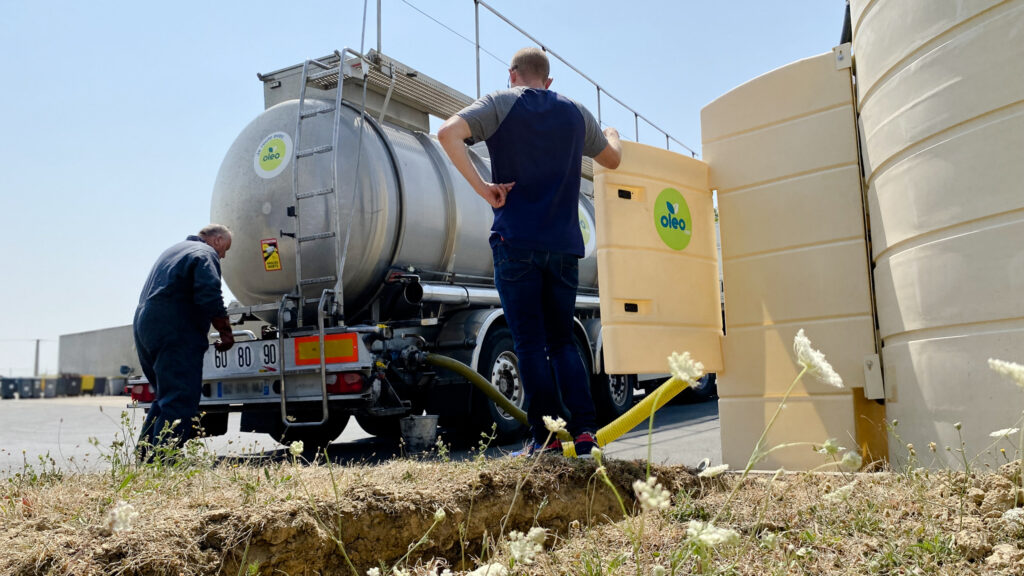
[0,456,696,575]
[3,457,1024,575]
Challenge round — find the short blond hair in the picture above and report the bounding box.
[511,47,549,82]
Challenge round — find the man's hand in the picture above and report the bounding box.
[477,181,515,208]
[215,332,234,352]
[211,316,235,352]
[594,126,622,169]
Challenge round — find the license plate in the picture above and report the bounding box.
[204,341,281,378]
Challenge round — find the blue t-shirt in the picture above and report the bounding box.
[457,87,607,257]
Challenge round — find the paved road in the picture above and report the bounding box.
[0,394,721,474]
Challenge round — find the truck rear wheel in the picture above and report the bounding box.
[355,414,402,438]
[275,414,350,459]
[591,371,636,423]
[474,326,529,443]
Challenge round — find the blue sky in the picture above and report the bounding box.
[0,0,845,375]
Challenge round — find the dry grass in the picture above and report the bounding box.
[2,442,1024,576]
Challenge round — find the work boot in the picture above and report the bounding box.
[511,439,563,457]
[573,432,598,459]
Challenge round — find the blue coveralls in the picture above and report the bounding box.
[134,235,226,448]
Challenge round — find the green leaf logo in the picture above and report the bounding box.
[653,188,692,251]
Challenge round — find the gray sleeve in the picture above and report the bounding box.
[574,102,609,158]
[455,88,523,144]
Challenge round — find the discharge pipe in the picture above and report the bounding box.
[407,282,600,310]
[422,353,693,458]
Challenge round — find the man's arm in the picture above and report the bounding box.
[593,127,622,169]
[192,254,234,351]
[437,116,514,208]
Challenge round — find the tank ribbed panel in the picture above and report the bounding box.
[852,0,1024,467]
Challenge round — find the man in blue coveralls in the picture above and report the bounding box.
[438,47,622,457]
[134,224,235,453]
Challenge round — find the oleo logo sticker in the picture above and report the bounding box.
[254,132,292,179]
[578,203,596,258]
[653,187,692,251]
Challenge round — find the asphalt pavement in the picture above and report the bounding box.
[0,393,721,474]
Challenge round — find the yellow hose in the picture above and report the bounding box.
[423,353,691,458]
[595,376,690,448]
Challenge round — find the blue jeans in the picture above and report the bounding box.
[492,241,597,443]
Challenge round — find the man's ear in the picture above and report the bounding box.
[543,77,553,89]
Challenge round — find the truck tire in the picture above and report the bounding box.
[591,371,636,423]
[355,414,402,438]
[276,414,350,459]
[196,411,229,437]
[474,326,529,443]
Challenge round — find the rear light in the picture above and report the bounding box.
[326,372,365,395]
[131,383,156,403]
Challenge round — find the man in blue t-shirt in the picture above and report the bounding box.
[438,47,622,457]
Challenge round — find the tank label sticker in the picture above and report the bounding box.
[578,203,597,258]
[261,238,282,272]
[253,132,292,179]
[653,187,692,251]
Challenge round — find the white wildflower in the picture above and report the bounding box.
[686,520,740,547]
[467,564,508,576]
[816,438,844,456]
[440,570,453,576]
[990,428,1020,438]
[698,464,730,478]
[591,447,603,462]
[793,329,843,387]
[393,569,408,576]
[990,358,1024,388]
[542,415,566,433]
[366,569,381,576]
[508,529,544,564]
[434,507,446,523]
[526,526,547,546]
[760,531,778,549]
[668,351,704,382]
[105,501,139,533]
[651,565,667,576]
[289,441,304,457]
[824,480,857,503]
[633,477,672,512]
[840,450,863,471]
[796,547,813,558]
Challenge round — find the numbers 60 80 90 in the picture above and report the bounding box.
[212,343,277,370]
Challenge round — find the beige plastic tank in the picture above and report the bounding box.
[702,52,884,470]
[851,0,1024,465]
[593,142,723,376]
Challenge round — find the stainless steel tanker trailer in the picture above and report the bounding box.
[131,50,638,453]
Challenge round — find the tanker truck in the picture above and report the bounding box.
[131,50,638,453]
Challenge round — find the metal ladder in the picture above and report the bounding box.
[279,50,373,429]
[280,53,358,428]
[288,56,346,322]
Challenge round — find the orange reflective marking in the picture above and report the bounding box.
[293,333,358,365]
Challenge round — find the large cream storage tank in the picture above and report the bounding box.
[851,0,1024,464]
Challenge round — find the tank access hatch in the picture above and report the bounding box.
[593,141,723,376]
